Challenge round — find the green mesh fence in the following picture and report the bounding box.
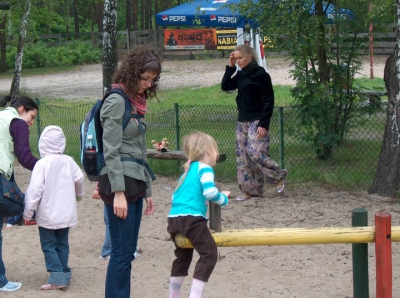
[2,100,387,189]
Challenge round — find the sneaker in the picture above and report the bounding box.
[99,255,110,260]
[134,249,141,258]
[5,224,13,229]
[0,281,22,292]
[276,179,285,193]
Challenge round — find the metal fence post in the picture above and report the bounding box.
[174,103,180,150]
[278,107,285,169]
[35,98,41,139]
[352,208,369,298]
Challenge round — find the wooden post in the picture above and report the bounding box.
[352,208,369,298]
[126,30,130,51]
[375,211,392,298]
[209,202,221,232]
[209,183,222,232]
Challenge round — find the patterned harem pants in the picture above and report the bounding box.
[236,120,287,197]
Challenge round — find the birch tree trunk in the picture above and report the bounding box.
[102,0,118,93]
[10,0,31,95]
[368,2,400,197]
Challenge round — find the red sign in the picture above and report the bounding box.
[164,29,217,50]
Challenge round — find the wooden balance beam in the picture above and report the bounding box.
[175,226,400,248]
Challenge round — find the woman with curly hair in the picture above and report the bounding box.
[97,46,161,298]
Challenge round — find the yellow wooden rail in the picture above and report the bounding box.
[175,226,400,248]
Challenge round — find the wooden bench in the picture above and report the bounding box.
[146,149,226,231]
[146,149,226,163]
[359,90,387,109]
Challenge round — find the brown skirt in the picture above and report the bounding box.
[98,174,147,206]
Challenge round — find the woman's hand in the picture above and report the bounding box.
[257,126,268,139]
[113,191,128,219]
[229,52,236,67]
[144,197,155,215]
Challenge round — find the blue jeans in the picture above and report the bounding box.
[0,211,8,287]
[7,213,22,226]
[101,205,111,257]
[8,210,36,226]
[105,199,143,298]
[39,227,71,286]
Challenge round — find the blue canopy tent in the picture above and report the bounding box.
[155,0,267,68]
[155,0,256,28]
[310,2,354,23]
[155,0,354,69]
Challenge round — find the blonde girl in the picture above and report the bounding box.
[167,131,230,298]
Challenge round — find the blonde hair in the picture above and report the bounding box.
[175,131,219,190]
[234,44,259,65]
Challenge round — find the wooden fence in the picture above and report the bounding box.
[8,29,164,60]
[7,24,396,60]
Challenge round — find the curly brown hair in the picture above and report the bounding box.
[112,46,162,99]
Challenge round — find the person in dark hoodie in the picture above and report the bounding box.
[221,44,288,201]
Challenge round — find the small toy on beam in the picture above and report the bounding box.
[151,138,169,152]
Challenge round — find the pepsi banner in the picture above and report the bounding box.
[155,0,257,28]
[164,29,217,50]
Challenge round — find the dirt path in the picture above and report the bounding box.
[0,55,388,101]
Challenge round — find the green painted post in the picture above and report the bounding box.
[35,98,41,139]
[278,107,285,169]
[174,103,181,168]
[352,208,369,298]
[174,103,180,150]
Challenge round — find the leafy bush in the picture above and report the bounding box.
[6,41,101,69]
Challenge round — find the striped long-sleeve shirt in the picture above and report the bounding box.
[168,161,228,219]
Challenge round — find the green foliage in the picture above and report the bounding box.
[237,0,392,160]
[6,41,101,69]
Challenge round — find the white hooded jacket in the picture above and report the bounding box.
[24,125,84,229]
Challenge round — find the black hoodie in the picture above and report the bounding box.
[221,62,274,129]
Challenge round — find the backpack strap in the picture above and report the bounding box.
[105,88,145,134]
[121,156,156,181]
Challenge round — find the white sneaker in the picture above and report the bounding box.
[99,255,110,260]
[0,281,22,292]
[276,179,285,193]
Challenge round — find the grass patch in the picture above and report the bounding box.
[18,73,387,191]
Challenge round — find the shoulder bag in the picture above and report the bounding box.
[0,173,25,216]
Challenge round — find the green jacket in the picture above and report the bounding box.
[100,93,152,198]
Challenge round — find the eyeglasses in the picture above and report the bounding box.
[140,76,159,85]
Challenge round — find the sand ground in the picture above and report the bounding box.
[1,54,398,298]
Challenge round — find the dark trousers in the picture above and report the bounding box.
[167,216,218,282]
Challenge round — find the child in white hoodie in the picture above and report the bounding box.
[23,125,84,291]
